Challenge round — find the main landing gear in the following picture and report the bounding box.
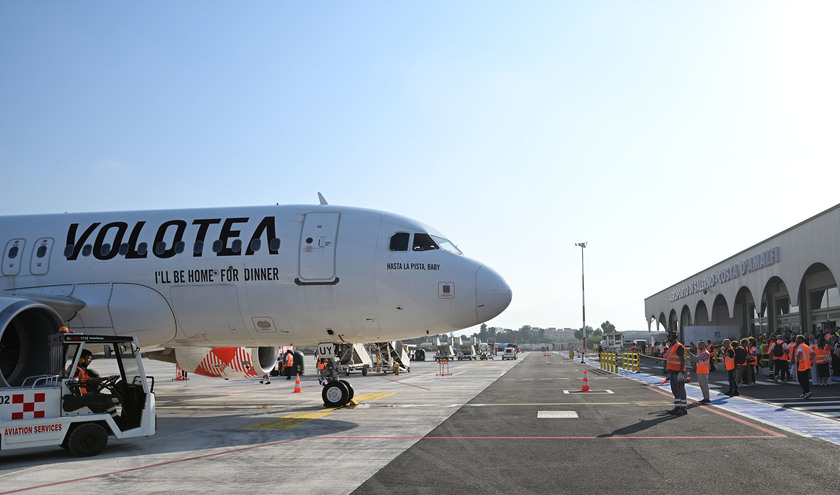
[319,358,355,408]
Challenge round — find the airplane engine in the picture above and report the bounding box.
[0,297,64,387]
[170,346,280,379]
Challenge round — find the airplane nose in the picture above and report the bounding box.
[475,265,512,323]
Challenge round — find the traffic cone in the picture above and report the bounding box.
[293,373,303,393]
[581,370,590,392]
[173,365,187,381]
[686,369,692,383]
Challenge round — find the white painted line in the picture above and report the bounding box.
[538,411,579,419]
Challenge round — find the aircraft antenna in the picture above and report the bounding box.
[318,192,329,205]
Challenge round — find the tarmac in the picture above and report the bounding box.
[2,352,840,494]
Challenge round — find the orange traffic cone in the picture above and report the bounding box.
[293,373,303,393]
[173,365,188,381]
[581,370,590,392]
[686,369,692,383]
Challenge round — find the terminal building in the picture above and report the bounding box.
[645,204,840,343]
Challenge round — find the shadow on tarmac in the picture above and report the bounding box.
[597,412,680,437]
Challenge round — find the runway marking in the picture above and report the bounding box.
[354,392,396,401]
[378,377,432,390]
[647,386,785,437]
[537,411,579,418]
[564,390,614,394]
[245,393,395,429]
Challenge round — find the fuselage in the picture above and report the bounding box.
[0,204,511,349]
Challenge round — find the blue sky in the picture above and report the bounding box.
[2,2,839,336]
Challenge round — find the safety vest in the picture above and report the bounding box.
[666,342,685,371]
[796,343,812,371]
[748,345,758,365]
[723,347,735,371]
[696,350,710,374]
[785,342,796,361]
[75,366,89,394]
[813,345,830,365]
[771,341,788,360]
[284,353,294,368]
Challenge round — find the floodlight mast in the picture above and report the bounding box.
[575,242,587,363]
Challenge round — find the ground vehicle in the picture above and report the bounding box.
[502,347,518,360]
[0,333,156,456]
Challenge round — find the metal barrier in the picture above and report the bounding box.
[599,351,641,373]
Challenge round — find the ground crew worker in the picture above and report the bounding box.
[75,349,119,420]
[707,340,716,372]
[770,335,789,382]
[284,350,295,380]
[795,335,815,399]
[722,339,738,396]
[665,331,687,416]
[748,337,759,382]
[689,341,711,403]
[814,336,831,386]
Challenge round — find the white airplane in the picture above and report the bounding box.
[0,196,511,406]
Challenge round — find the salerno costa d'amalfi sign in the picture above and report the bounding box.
[668,247,780,302]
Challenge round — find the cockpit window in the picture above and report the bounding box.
[412,233,439,252]
[432,235,462,255]
[390,233,410,251]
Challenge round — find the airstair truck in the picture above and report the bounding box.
[0,333,156,457]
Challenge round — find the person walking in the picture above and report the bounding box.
[794,334,815,399]
[689,340,711,403]
[664,331,687,416]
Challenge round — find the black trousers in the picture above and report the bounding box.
[798,368,811,394]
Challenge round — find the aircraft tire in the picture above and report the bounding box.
[339,379,354,401]
[322,381,349,408]
[67,422,108,457]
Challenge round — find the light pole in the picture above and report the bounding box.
[575,242,587,363]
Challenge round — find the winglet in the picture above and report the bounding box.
[317,192,328,205]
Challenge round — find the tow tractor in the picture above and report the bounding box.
[0,333,156,457]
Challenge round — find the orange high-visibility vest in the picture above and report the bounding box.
[666,342,685,371]
[75,366,89,394]
[696,350,710,374]
[796,343,812,371]
[814,345,830,365]
[284,353,294,368]
[771,341,788,360]
[723,347,735,371]
[748,345,758,365]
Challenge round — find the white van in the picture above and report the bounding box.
[502,347,518,360]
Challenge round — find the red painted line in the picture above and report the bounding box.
[316,435,780,440]
[0,438,302,495]
[377,377,431,390]
[647,386,785,437]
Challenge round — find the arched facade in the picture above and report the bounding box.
[645,204,840,341]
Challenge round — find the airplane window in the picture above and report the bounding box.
[8,246,18,259]
[269,238,281,251]
[174,241,186,254]
[193,241,204,255]
[82,245,92,257]
[212,240,223,253]
[390,233,409,251]
[100,243,111,257]
[64,245,74,257]
[412,233,439,252]
[432,235,463,255]
[119,243,129,256]
[154,242,167,256]
[136,243,148,256]
[231,239,242,254]
[37,245,47,258]
[250,239,261,252]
